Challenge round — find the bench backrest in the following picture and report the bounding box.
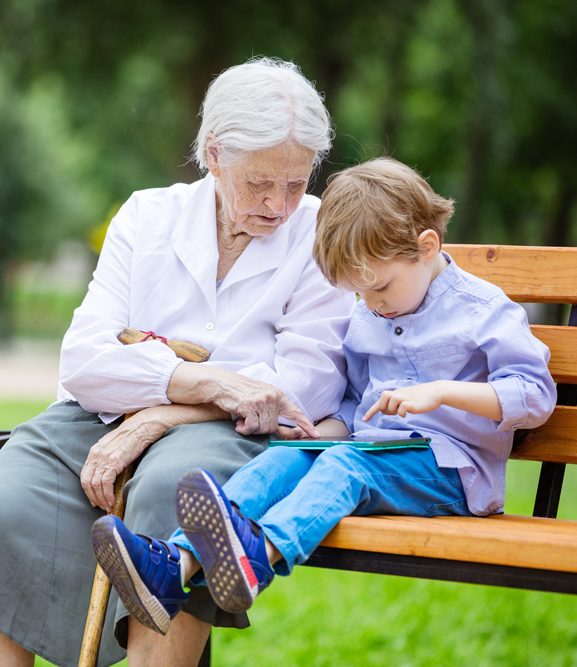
[445,244,577,471]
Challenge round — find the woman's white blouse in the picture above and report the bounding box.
[58,174,355,422]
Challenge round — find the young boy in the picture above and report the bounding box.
[92,158,556,635]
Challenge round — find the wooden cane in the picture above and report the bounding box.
[78,332,210,666]
[118,327,210,363]
[78,460,136,667]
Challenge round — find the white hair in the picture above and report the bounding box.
[192,57,333,170]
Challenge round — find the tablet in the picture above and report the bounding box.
[268,436,431,451]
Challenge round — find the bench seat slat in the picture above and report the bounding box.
[511,405,577,463]
[445,244,577,303]
[320,514,577,573]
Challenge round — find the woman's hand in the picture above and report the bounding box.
[80,404,226,511]
[168,363,319,437]
[230,384,318,437]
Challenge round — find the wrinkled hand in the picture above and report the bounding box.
[80,410,167,511]
[364,382,444,421]
[210,371,319,437]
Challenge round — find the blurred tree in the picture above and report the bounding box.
[0,0,575,338]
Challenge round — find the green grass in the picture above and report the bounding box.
[0,400,53,430]
[1,400,575,666]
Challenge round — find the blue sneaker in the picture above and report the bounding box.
[176,469,274,613]
[91,515,190,634]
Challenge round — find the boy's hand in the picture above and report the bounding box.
[363,380,503,422]
[363,383,443,421]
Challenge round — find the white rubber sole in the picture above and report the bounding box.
[177,470,258,613]
[91,518,170,635]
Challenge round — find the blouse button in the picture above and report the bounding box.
[205,322,215,331]
[394,326,403,336]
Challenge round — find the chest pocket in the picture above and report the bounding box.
[410,336,473,381]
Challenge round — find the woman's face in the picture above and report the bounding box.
[208,141,316,237]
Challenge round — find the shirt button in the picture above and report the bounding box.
[205,322,215,331]
[394,326,403,336]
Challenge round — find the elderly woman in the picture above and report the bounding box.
[0,58,354,667]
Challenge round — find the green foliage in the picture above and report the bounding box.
[1,0,577,337]
[1,0,576,272]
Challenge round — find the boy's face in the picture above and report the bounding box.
[340,230,444,319]
[345,231,447,319]
[348,257,434,318]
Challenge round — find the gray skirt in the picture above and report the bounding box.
[0,402,268,667]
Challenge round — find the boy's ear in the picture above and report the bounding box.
[206,132,221,177]
[417,229,440,260]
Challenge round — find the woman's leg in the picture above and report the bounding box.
[127,613,210,667]
[259,445,470,573]
[117,421,269,663]
[0,633,34,667]
[0,402,121,667]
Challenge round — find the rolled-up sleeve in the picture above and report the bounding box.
[477,299,557,432]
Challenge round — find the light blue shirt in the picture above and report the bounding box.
[334,253,557,515]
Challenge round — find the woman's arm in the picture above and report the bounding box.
[80,403,227,511]
[82,366,322,511]
[167,362,319,436]
[59,194,186,414]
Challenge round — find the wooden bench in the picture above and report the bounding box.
[2,243,576,665]
[308,243,577,595]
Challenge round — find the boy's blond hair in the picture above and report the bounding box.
[314,158,455,286]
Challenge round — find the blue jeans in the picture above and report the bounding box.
[171,444,471,574]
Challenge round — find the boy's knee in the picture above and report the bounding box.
[256,445,306,464]
[249,445,314,476]
[316,444,362,471]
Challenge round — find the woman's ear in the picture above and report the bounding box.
[417,229,440,261]
[206,132,221,177]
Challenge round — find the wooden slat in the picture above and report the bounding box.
[512,405,577,463]
[530,325,577,383]
[320,513,577,573]
[445,244,577,303]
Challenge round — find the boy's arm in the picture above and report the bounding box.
[364,380,503,422]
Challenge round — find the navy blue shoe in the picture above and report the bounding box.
[91,515,190,634]
[176,469,274,613]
